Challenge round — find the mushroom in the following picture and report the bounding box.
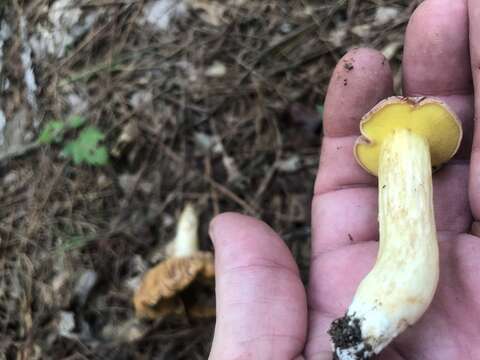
[133,203,215,320]
[328,96,462,359]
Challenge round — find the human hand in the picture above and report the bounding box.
[208,1,480,359]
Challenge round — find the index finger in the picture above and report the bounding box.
[315,48,393,196]
[312,48,393,255]
[403,0,473,233]
[403,0,473,159]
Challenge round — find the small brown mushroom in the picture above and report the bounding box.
[133,204,215,320]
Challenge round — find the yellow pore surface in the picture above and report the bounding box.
[355,98,462,176]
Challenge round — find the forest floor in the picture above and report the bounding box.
[0,1,417,359]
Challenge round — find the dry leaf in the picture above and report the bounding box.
[381,41,402,60]
[329,23,347,47]
[186,0,246,26]
[374,6,400,26]
[205,61,227,77]
[187,0,226,26]
[142,0,187,30]
[276,155,301,173]
[351,24,371,38]
[111,121,140,158]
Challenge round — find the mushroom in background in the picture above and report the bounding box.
[329,97,462,359]
[133,203,215,320]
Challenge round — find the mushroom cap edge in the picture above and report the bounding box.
[354,96,463,176]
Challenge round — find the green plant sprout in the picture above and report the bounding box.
[37,115,108,166]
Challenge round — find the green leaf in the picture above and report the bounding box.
[66,115,87,129]
[88,146,109,165]
[81,126,105,142]
[37,120,65,144]
[62,126,109,166]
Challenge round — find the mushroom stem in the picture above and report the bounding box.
[330,129,439,359]
[172,203,200,257]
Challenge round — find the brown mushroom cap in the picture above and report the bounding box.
[133,251,214,319]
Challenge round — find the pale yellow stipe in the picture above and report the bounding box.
[345,129,439,357]
[333,96,462,359]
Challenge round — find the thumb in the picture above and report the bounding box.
[208,213,307,360]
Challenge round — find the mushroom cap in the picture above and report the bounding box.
[133,251,214,319]
[354,96,462,176]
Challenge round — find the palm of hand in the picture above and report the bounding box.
[209,1,480,359]
[309,157,480,359]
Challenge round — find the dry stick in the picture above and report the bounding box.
[267,47,338,77]
[200,169,257,216]
[53,2,136,77]
[236,23,318,86]
[299,1,341,60]
[108,1,144,70]
[57,21,112,71]
[156,93,208,115]
[0,210,28,244]
[59,43,188,88]
[208,117,243,183]
[0,142,40,165]
[80,1,141,8]
[193,85,257,127]
[32,162,67,214]
[160,143,258,216]
[253,88,283,201]
[347,0,358,22]
[233,55,288,103]
[192,26,296,130]
[124,130,164,204]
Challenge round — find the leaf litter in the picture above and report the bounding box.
[0,0,418,358]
